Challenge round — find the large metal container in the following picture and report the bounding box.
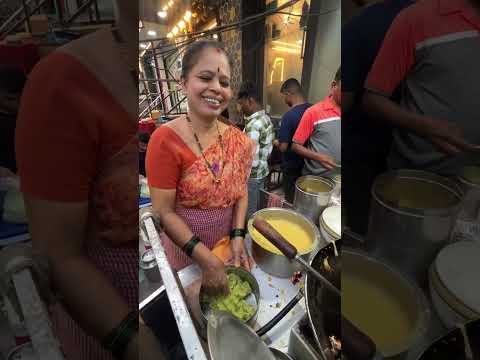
[456,166,480,222]
[367,170,463,289]
[343,249,430,360]
[293,176,335,223]
[248,208,323,278]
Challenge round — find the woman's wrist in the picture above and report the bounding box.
[230,228,246,239]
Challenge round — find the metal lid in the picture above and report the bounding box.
[208,311,276,360]
[434,241,480,314]
[140,249,157,269]
[320,206,341,239]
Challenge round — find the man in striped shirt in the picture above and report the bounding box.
[293,68,341,176]
[238,81,274,219]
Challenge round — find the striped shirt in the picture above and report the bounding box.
[293,96,341,176]
[244,109,274,179]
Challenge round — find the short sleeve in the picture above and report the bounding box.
[365,9,416,96]
[146,127,183,189]
[293,109,314,145]
[16,53,99,202]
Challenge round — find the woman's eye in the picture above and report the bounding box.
[220,81,230,88]
[199,76,211,81]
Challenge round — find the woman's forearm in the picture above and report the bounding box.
[50,255,130,341]
[160,211,216,268]
[232,191,248,229]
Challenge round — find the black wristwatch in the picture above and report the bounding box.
[230,228,246,239]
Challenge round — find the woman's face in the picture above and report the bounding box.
[182,48,232,119]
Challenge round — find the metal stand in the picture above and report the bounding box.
[140,211,208,360]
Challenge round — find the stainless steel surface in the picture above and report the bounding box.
[248,208,323,278]
[269,347,294,360]
[296,256,340,297]
[142,216,208,360]
[288,320,323,360]
[207,311,276,360]
[343,249,431,359]
[10,269,63,360]
[199,266,260,325]
[293,176,335,224]
[367,170,463,289]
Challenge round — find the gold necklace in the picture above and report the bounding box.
[186,116,225,183]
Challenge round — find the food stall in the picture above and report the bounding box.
[138,171,343,360]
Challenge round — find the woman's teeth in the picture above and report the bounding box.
[204,97,220,105]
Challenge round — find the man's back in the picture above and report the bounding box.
[365,0,480,175]
[293,97,341,176]
[279,103,311,170]
[244,110,274,179]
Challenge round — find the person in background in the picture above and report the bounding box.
[237,81,274,219]
[147,41,254,296]
[273,78,311,203]
[16,1,164,359]
[292,68,341,177]
[342,0,414,235]
[363,0,480,177]
[0,65,26,173]
[139,132,150,177]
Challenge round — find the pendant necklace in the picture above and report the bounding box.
[186,115,225,183]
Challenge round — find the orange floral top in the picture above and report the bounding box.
[146,125,255,208]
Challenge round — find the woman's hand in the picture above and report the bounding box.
[201,255,229,296]
[230,236,253,271]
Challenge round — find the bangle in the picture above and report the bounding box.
[102,311,138,359]
[182,235,201,257]
[230,228,246,239]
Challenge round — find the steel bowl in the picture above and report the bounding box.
[248,207,323,278]
[269,348,295,360]
[199,266,260,326]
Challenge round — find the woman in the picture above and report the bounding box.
[146,41,255,295]
[15,1,163,359]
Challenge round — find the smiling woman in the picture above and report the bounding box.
[146,41,256,297]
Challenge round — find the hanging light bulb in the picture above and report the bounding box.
[167,33,173,38]
[184,10,192,21]
[172,26,179,35]
[158,11,167,18]
[178,20,186,30]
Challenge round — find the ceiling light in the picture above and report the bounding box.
[168,0,173,6]
[158,11,167,18]
[172,26,179,35]
[184,10,192,21]
[167,32,173,38]
[213,34,218,39]
[178,20,186,30]
[147,30,157,36]
[163,5,168,11]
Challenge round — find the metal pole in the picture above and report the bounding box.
[22,0,32,33]
[151,41,167,112]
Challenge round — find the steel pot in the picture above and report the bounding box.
[343,248,430,359]
[293,176,335,224]
[140,249,161,283]
[367,170,463,289]
[248,208,322,278]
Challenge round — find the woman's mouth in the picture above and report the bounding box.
[202,96,222,108]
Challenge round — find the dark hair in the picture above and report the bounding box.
[280,78,304,97]
[0,65,26,94]
[334,66,341,82]
[237,81,261,103]
[181,40,232,79]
